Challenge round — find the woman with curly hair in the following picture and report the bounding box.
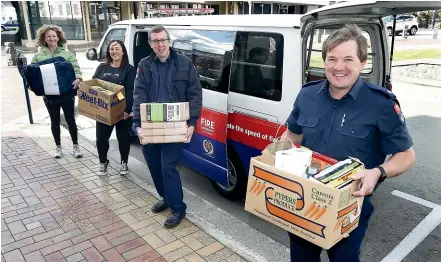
[31,24,82,159]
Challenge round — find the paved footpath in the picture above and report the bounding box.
[1,127,247,262]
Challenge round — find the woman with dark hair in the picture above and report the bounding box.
[90,40,136,175]
[32,24,82,159]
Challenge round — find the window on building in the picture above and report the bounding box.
[229,32,284,101]
[73,4,80,15]
[66,3,72,16]
[100,28,126,60]
[58,5,64,16]
[49,4,54,16]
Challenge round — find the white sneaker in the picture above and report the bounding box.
[73,144,82,158]
[55,145,63,158]
[99,160,109,176]
[120,162,128,176]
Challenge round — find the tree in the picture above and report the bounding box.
[418,11,434,29]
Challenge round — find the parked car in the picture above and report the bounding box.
[382,15,419,35]
[1,20,19,32]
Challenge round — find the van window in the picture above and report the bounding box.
[100,28,126,60]
[133,31,152,68]
[230,32,284,101]
[306,28,373,74]
[168,29,236,94]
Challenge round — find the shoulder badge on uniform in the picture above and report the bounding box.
[393,102,405,124]
[367,83,396,99]
[135,66,140,79]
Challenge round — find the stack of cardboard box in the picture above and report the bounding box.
[140,102,190,144]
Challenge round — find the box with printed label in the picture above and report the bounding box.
[78,79,126,126]
[140,102,190,122]
[244,144,365,249]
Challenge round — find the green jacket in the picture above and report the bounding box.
[31,45,82,79]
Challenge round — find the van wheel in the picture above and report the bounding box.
[212,148,246,201]
[410,26,417,35]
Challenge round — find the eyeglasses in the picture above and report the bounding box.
[150,39,170,44]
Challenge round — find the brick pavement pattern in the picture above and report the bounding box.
[1,135,247,262]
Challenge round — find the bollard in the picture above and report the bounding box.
[16,54,34,124]
[434,27,439,39]
[5,42,17,66]
[402,25,409,39]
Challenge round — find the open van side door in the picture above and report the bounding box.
[300,0,441,88]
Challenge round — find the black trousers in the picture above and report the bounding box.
[44,97,78,146]
[96,118,131,164]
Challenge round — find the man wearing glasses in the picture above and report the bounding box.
[132,25,202,228]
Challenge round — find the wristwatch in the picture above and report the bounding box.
[376,166,387,183]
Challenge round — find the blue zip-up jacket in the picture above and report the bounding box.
[132,48,202,128]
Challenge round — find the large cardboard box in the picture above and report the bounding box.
[140,102,190,122]
[78,79,126,126]
[244,146,364,249]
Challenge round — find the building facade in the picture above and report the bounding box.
[9,1,328,46]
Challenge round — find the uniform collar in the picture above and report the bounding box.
[316,77,363,101]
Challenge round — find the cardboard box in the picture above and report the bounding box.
[78,79,126,126]
[140,135,187,144]
[141,121,188,129]
[142,127,187,136]
[244,147,364,249]
[141,102,190,122]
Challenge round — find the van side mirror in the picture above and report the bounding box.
[86,48,98,61]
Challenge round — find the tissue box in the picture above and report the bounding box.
[140,102,190,122]
[275,148,313,176]
[245,147,364,249]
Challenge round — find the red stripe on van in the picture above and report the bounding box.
[196,108,227,143]
[195,108,288,150]
[227,112,287,151]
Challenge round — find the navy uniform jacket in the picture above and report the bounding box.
[132,48,202,128]
[286,78,413,170]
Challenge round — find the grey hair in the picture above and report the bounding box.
[322,24,368,62]
[148,25,170,41]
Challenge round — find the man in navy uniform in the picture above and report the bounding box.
[284,24,415,261]
[132,25,202,228]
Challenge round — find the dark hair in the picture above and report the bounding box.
[148,25,170,41]
[106,40,129,68]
